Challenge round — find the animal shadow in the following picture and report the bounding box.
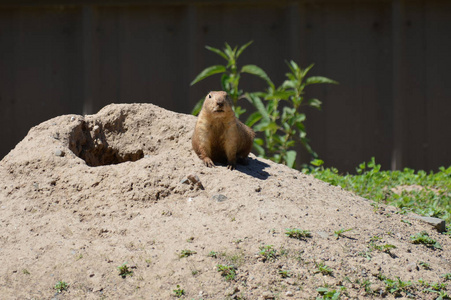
[235,157,270,179]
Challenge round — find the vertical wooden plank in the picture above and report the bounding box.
[184,5,200,111]
[303,2,392,172]
[424,0,451,170]
[0,8,15,158]
[354,3,393,170]
[82,5,96,115]
[391,0,405,170]
[401,0,429,170]
[0,7,83,159]
[301,2,328,164]
[94,5,191,113]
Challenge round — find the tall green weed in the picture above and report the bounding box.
[190,41,337,168]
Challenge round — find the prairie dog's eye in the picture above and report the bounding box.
[208,94,212,98]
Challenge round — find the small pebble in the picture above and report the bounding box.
[188,174,204,190]
[180,178,190,184]
[211,194,227,202]
[93,125,100,134]
[54,150,65,157]
[262,291,275,299]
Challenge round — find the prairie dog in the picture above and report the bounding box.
[192,91,255,170]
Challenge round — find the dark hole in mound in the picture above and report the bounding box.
[69,120,144,167]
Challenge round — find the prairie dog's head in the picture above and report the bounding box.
[202,91,234,116]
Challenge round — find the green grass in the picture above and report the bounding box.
[410,231,442,250]
[316,286,341,299]
[117,263,133,278]
[179,249,197,258]
[306,158,451,231]
[54,281,69,293]
[173,285,185,298]
[333,228,353,239]
[278,269,291,278]
[258,245,277,261]
[285,228,312,240]
[216,264,237,281]
[314,261,333,276]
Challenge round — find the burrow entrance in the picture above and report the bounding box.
[69,116,144,167]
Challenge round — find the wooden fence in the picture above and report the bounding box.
[1,0,450,172]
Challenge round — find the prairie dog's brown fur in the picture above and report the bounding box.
[192,91,255,170]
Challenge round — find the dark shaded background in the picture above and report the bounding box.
[1,0,450,172]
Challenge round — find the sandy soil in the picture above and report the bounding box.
[0,103,449,299]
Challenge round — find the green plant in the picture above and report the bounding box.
[306,158,451,226]
[316,287,340,300]
[419,279,447,292]
[333,228,353,239]
[22,269,30,275]
[217,264,237,281]
[54,280,69,293]
[191,41,337,168]
[179,249,197,258]
[401,219,412,225]
[410,231,442,250]
[355,279,373,295]
[285,228,312,240]
[173,285,185,298]
[249,61,337,167]
[443,273,451,281]
[418,261,431,270]
[380,276,413,297]
[208,251,218,258]
[369,242,397,257]
[279,269,291,278]
[435,291,451,300]
[190,41,271,117]
[258,245,277,261]
[315,261,333,276]
[117,263,133,278]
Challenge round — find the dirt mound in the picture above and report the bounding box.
[0,104,449,299]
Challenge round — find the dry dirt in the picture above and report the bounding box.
[0,103,450,300]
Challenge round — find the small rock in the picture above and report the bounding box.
[262,291,275,299]
[285,291,294,297]
[187,174,200,183]
[225,286,239,296]
[54,149,65,157]
[406,262,418,272]
[410,214,446,233]
[93,125,100,134]
[180,178,190,184]
[212,194,227,202]
[317,231,329,239]
[188,174,204,190]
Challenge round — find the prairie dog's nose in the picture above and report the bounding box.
[216,98,225,107]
